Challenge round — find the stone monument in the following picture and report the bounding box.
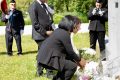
[106,0,120,78]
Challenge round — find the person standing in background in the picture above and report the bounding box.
[1,0,25,56]
[88,0,108,61]
[28,0,54,77]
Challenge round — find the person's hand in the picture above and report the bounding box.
[5,15,10,19]
[46,31,53,36]
[20,30,24,35]
[92,8,96,15]
[99,9,104,16]
[78,58,86,69]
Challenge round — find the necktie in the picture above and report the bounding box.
[9,10,13,26]
[41,3,54,30]
[41,3,52,20]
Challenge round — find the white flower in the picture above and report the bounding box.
[84,61,99,75]
[84,48,96,55]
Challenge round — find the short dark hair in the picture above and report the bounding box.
[96,0,103,3]
[10,0,16,3]
[58,15,81,32]
[73,16,81,26]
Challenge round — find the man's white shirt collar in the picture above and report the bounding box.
[36,0,42,5]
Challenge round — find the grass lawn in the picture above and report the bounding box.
[0,33,93,80]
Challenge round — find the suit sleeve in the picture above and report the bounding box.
[28,5,47,36]
[61,32,81,62]
[19,11,25,30]
[88,7,101,20]
[1,13,8,23]
[88,8,95,20]
[100,9,108,21]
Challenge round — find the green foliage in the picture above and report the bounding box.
[0,10,5,26]
[24,15,32,25]
[105,22,108,35]
[16,0,33,17]
[76,0,95,15]
[0,22,5,26]
[53,14,64,24]
[53,12,89,24]
[79,49,98,61]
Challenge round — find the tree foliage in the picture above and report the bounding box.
[5,0,108,16]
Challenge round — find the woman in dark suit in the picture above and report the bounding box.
[37,15,86,80]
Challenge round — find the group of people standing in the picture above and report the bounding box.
[1,0,108,80]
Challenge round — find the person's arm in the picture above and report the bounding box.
[88,7,99,20]
[88,8,95,20]
[61,32,81,62]
[1,13,8,23]
[99,9,108,21]
[28,5,47,37]
[19,11,25,30]
[61,32,86,68]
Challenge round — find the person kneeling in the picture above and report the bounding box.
[37,15,86,80]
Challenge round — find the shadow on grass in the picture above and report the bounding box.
[23,51,37,55]
[0,52,6,55]
[0,51,17,55]
[0,51,37,55]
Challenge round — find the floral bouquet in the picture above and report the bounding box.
[79,48,98,61]
[76,48,101,80]
[75,48,117,80]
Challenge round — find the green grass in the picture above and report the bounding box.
[0,33,94,80]
[73,33,90,48]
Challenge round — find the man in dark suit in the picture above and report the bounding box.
[1,0,25,56]
[88,0,108,60]
[28,0,54,77]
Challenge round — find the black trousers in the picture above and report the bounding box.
[35,40,54,76]
[35,40,44,75]
[5,31,22,55]
[89,30,105,52]
[53,60,77,80]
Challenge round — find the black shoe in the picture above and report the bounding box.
[46,70,55,79]
[36,71,43,77]
[8,54,13,56]
[53,76,57,80]
[17,53,23,56]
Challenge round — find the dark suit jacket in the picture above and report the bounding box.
[37,28,81,71]
[88,7,108,31]
[28,1,53,40]
[1,9,25,33]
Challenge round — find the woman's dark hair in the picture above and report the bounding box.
[58,15,81,32]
